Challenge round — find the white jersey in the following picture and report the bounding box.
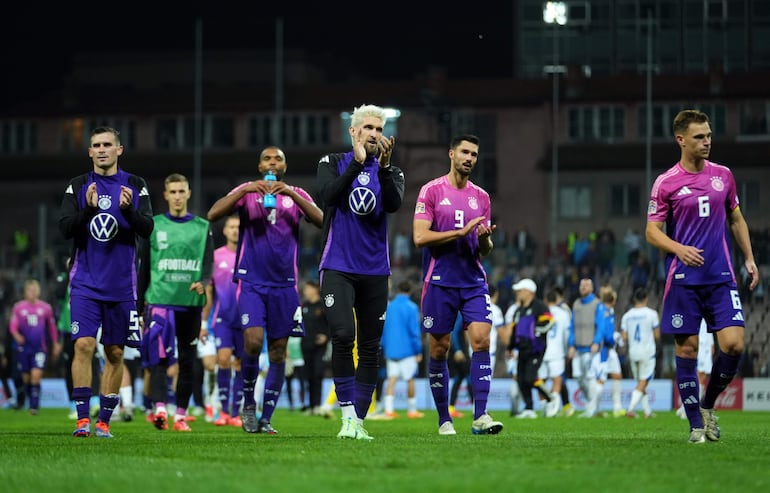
[620,306,660,361]
[504,303,519,326]
[544,304,570,362]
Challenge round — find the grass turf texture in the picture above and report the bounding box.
[1,408,768,492]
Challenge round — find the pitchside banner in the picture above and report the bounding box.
[4,378,769,411]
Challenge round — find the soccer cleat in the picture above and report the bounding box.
[384,411,399,419]
[471,413,504,435]
[613,409,626,418]
[241,405,259,433]
[257,419,278,434]
[438,421,457,435]
[205,405,215,423]
[336,417,374,440]
[94,420,113,438]
[366,412,393,421]
[644,412,657,419]
[407,411,425,419]
[154,411,169,431]
[700,407,720,441]
[214,412,232,426]
[626,411,637,419]
[516,409,538,419]
[689,427,706,444]
[172,418,192,432]
[67,410,78,420]
[73,418,91,437]
[145,412,156,424]
[228,416,243,427]
[561,403,575,417]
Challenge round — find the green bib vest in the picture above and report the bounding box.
[145,214,209,307]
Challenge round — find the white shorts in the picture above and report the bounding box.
[386,356,418,381]
[538,357,566,381]
[197,337,217,358]
[629,357,656,382]
[588,349,621,382]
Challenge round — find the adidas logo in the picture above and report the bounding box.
[732,312,744,321]
[439,198,452,206]
[479,375,492,381]
[676,186,693,196]
[430,382,444,388]
[683,395,698,405]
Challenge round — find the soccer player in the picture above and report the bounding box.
[541,288,571,417]
[202,215,244,427]
[315,104,404,440]
[413,133,503,436]
[581,286,620,418]
[620,287,660,418]
[381,279,424,419]
[9,279,60,415]
[138,173,214,432]
[208,146,323,434]
[646,109,759,443]
[59,126,154,437]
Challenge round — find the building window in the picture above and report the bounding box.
[560,185,592,219]
[568,106,624,142]
[0,120,37,154]
[737,180,760,214]
[209,117,234,149]
[248,113,330,148]
[248,116,272,148]
[609,183,641,217]
[738,101,769,137]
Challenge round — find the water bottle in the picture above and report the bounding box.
[263,171,276,209]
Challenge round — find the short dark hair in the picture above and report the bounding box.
[91,126,121,145]
[450,134,480,149]
[397,280,412,293]
[633,287,648,302]
[545,289,558,304]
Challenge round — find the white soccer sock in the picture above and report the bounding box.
[384,394,395,414]
[641,393,652,415]
[586,381,603,415]
[611,379,622,412]
[340,404,356,420]
[408,397,417,413]
[119,386,133,412]
[628,389,643,413]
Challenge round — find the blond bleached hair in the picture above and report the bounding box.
[350,104,387,129]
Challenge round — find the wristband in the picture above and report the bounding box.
[201,320,209,330]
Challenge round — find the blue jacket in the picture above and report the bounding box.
[381,293,422,360]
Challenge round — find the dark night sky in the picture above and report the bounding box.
[0,4,516,105]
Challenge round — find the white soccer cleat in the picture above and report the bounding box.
[471,413,504,435]
[438,421,457,435]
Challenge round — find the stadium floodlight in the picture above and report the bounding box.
[543,1,568,26]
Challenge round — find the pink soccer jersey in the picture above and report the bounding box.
[414,175,491,288]
[647,160,739,285]
[9,300,57,352]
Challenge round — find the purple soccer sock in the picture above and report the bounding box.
[73,387,92,421]
[470,351,491,419]
[260,362,285,423]
[98,394,120,424]
[217,368,231,415]
[334,376,355,409]
[675,356,703,429]
[354,381,376,419]
[241,354,259,407]
[232,370,243,417]
[29,383,41,412]
[702,351,741,409]
[429,358,451,425]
